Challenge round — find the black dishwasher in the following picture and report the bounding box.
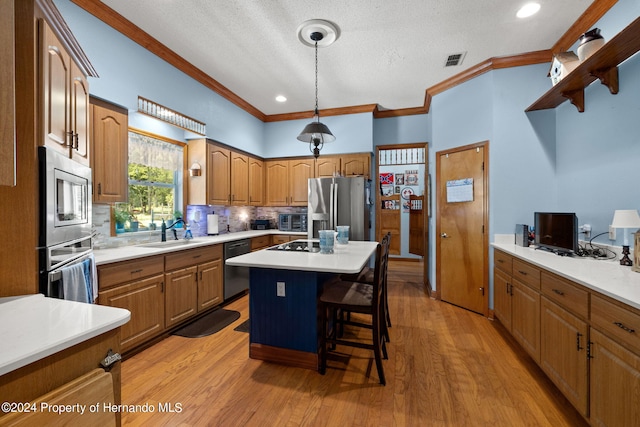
[223,239,250,300]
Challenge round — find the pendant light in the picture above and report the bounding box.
[296,20,339,158]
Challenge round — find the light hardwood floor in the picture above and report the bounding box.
[120,260,588,426]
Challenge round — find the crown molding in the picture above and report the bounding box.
[71,0,617,121]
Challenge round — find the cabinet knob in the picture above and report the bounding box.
[440,233,449,238]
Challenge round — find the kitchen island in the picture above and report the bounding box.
[225,240,378,370]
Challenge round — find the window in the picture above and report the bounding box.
[115,131,185,234]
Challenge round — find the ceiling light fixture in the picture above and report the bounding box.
[517,3,541,18]
[296,19,339,158]
[275,95,287,102]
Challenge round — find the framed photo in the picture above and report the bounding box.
[405,170,419,186]
[395,185,401,194]
[395,173,405,185]
[381,185,394,196]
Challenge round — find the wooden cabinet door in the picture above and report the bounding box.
[315,156,340,178]
[511,279,541,363]
[540,297,588,416]
[70,62,89,166]
[165,266,198,327]
[289,159,314,206]
[342,154,370,178]
[265,160,289,205]
[41,21,71,155]
[99,274,165,353]
[231,152,249,205]
[207,145,230,205]
[493,269,512,332]
[590,328,640,427]
[91,101,128,203]
[197,259,223,312]
[248,157,264,205]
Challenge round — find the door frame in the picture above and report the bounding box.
[435,141,489,316]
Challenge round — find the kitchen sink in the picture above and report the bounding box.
[137,239,198,248]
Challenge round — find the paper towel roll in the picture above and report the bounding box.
[207,214,219,235]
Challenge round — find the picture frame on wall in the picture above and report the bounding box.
[395,173,405,185]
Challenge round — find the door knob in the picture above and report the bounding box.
[441,233,449,238]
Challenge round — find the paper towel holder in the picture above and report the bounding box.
[189,162,202,177]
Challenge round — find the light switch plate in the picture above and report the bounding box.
[277,282,286,297]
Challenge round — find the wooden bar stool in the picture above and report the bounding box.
[318,234,390,385]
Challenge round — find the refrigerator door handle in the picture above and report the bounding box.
[332,181,338,229]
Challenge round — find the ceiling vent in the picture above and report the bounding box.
[444,52,466,67]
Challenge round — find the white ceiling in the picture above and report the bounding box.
[100,0,592,116]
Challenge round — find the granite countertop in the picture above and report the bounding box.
[492,242,640,310]
[0,294,130,376]
[93,230,306,265]
[225,240,378,274]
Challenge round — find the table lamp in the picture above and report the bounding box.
[611,209,640,266]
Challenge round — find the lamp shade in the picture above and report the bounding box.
[611,210,640,229]
[297,121,336,143]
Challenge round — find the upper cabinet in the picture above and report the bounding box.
[265,158,314,206]
[40,20,90,166]
[314,153,371,179]
[0,0,16,187]
[187,140,263,206]
[91,97,128,204]
[526,17,640,113]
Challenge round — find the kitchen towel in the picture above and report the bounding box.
[61,262,90,303]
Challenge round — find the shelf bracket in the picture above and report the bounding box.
[561,89,585,113]
[591,66,619,95]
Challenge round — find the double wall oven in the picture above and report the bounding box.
[38,146,93,298]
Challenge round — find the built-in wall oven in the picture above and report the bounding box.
[38,146,94,299]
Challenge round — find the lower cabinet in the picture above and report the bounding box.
[540,296,588,417]
[493,268,512,331]
[511,279,540,363]
[100,274,165,353]
[165,266,198,328]
[589,329,640,427]
[197,259,224,312]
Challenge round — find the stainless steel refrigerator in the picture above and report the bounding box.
[307,176,370,240]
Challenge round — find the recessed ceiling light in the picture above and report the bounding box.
[275,95,287,102]
[517,2,541,18]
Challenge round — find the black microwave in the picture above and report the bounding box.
[278,214,307,232]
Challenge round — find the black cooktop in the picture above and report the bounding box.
[267,240,320,252]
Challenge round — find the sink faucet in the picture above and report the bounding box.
[161,218,187,241]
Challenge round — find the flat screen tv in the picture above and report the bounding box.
[534,212,578,256]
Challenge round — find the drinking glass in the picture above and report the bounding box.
[336,225,350,244]
[319,230,335,254]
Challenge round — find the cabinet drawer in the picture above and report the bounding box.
[591,295,640,353]
[165,245,222,271]
[512,259,540,290]
[98,255,164,289]
[272,234,293,244]
[251,235,271,251]
[541,272,589,319]
[494,250,513,274]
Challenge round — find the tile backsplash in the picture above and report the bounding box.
[92,203,307,248]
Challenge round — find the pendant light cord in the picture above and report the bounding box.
[314,40,319,118]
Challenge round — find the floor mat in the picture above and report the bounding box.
[234,319,250,333]
[173,308,241,338]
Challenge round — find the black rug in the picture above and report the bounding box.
[173,308,241,338]
[234,319,250,333]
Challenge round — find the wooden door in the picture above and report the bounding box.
[315,156,340,177]
[70,62,89,166]
[540,297,588,416]
[165,266,198,327]
[248,157,264,205]
[493,269,512,331]
[590,329,640,427]
[41,21,70,155]
[289,159,314,206]
[231,152,248,205]
[91,101,128,203]
[511,280,540,363]
[99,274,165,352]
[265,160,288,205]
[207,145,230,205]
[197,259,223,312]
[436,142,488,315]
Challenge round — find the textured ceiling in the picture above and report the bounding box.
[99,0,592,115]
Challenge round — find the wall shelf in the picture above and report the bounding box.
[526,16,640,113]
